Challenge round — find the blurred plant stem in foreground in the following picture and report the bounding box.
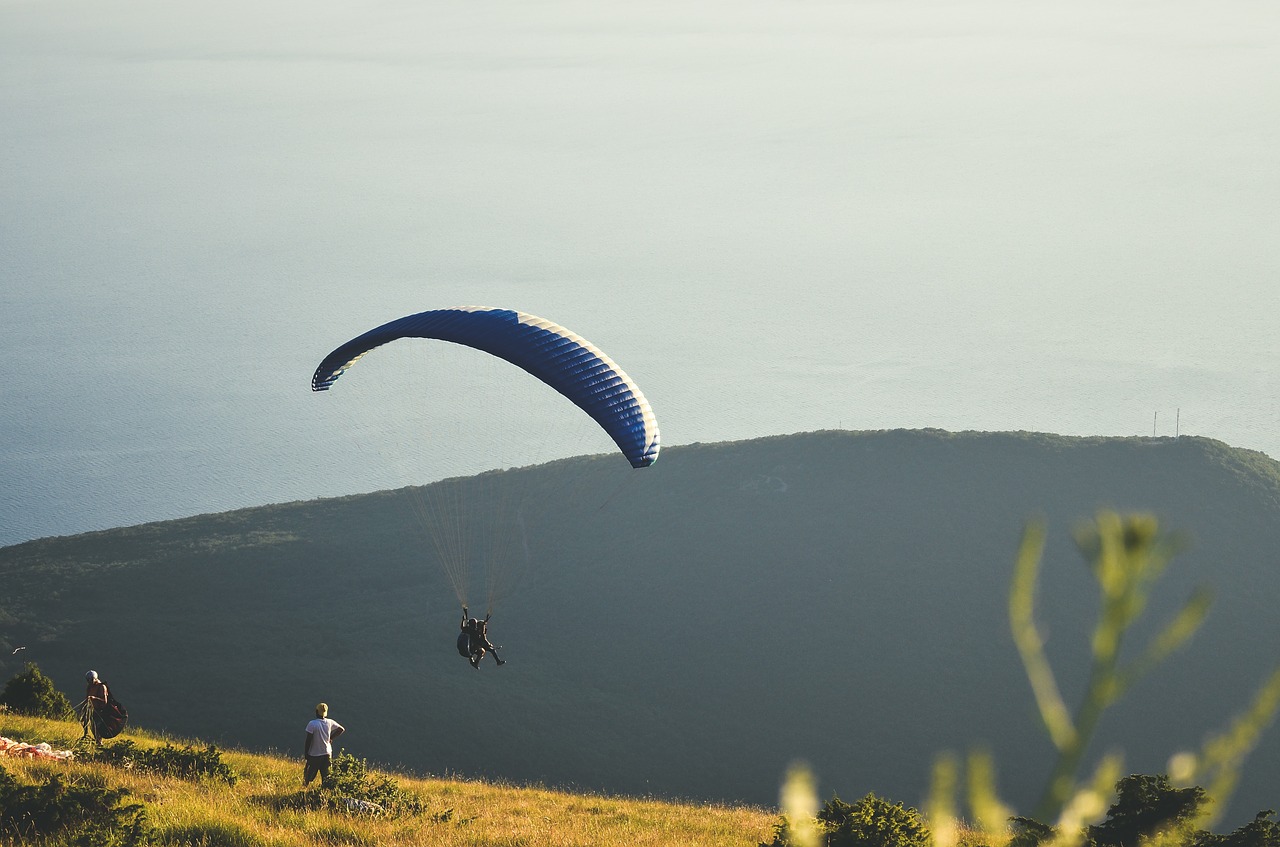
[779,762,821,847]
[776,512,1280,847]
[1015,513,1208,822]
[929,511,1280,845]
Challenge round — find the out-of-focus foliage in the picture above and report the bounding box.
[926,512,1280,847]
[1004,773,1280,847]
[767,511,1280,847]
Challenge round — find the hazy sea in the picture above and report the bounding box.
[2,0,1277,547]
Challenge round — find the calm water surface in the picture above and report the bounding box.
[2,0,1277,546]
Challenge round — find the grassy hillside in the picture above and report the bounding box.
[0,712,773,846]
[3,430,1280,823]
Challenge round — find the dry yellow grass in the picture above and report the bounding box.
[0,712,774,846]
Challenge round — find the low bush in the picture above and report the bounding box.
[764,792,931,847]
[326,750,424,814]
[92,741,237,786]
[278,750,427,818]
[0,762,153,846]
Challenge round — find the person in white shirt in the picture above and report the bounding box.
[303,702,345,787]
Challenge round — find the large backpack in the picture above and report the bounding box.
[456,632,473,658]
[91,684,129,740]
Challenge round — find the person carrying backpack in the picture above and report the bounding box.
[79,670,127,745]
[81,671,109,746]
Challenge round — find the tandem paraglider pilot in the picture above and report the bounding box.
[459,605,505,669]
[303,702,345,788]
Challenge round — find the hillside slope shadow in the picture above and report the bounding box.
[4,430,1280,821]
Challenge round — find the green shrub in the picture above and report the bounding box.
[324,750,426,817]
[1195,811,1280,847]
[822,794,932,847]
[0,663,74,720]
[276,751,426,818]
[764,792,932,847]
[0,762,153,846]
[1008,816,1056,847]
[1087,774,1207,847]
[92,741,237,786]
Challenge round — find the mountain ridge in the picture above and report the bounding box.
[3,429,1279,822]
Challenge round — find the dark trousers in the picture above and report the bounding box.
[304,753,332,786]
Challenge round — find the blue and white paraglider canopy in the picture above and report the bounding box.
[311,306,660,469]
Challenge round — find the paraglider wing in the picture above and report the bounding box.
[312,307,660,468]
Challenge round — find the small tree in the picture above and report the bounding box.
[820,794,932,847]
[1087,774,1207,847]
[0,662,74,719]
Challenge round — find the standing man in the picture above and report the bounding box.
[303,702,345,788]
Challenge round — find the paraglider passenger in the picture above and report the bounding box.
[459,606,506,669]
[303,702,345,788]
[81,670,109,746]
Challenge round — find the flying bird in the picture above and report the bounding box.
[10,647,25,655]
